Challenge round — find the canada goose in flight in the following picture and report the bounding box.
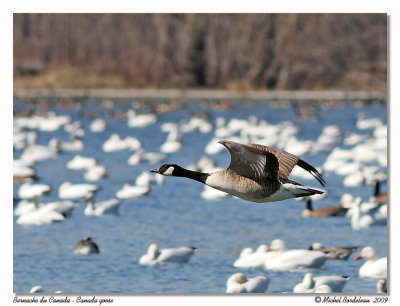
[151,140,325,203]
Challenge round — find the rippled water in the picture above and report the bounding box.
[13,99,387,294]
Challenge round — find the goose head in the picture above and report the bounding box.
[354,246,377,261]
[308,242,324,250]
[302,273,315,288]
[268,239,286,252]
[147,243,161,259]
[84,192,95,203]
[151,164,181,176]
[256,244,269,253]
[377,279,387,293]
[227,273,248,287]
[239,248,253,257]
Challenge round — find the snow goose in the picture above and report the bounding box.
[354,246,387,278]
[151,140,325,203]
[160,140,182,153]
[83,192,120,216]
[312,284,332,293]
[226,273,270,293]
[18,183,52,199]
[37,113,71,132]
[15,198,77,218]
[346,197,376,230]
[233,245,272,268]
[128,148,167,165]
[20,139,60,164]
[293,273,350,293]
[84,165,107,181]
[116,184,151,199]
[14,199,37,216]
[102,134,129,152]
[58,182,99,199]
[138,243,197,265]
[302,197,347,218]
[30,285,45,293]
[343,132,369,146]
[376,279,387,293]
[356,115,383,130]
[67,155,97,170]
[343,170,365,187]
[264,240,326,271]
[13,165,37,182]
[308,243,357,260]
[127,110,157,128]
[89,118,106,132]
[16,197,65,225]
[74,237,100,255]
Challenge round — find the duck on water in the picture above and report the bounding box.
[151,140,325,203]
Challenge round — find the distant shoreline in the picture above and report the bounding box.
[14,89,387,104]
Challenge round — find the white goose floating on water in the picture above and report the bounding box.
[58,182,99,199]
[127,110,157,128]
[89,118,106,132]
[263,239,327,271]
[18,183,52,199]
[354,246,387,278]
[84,165,108,181]
[293,273,350,293]
[151,140,325,203]
[16,197,66,225]
[138,243,197,265]
[225,272,270,293]
[67,155,97,170]
[83,192,120,216]
[233,245,274,268]
[116,184,151,199]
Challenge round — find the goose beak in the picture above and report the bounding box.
[150,168,159,173]
[353,254,362,260]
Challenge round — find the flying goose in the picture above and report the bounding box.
[302,197,347,218]
[151,140,325,203]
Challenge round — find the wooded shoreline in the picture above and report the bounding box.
[14,89,387,104]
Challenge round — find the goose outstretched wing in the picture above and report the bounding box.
[219,140,325,187]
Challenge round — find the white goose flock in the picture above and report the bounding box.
[13,101,387,293]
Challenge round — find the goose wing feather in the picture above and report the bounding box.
[250,143,325,186]
[219,140,279,180]
[219,140,282,196]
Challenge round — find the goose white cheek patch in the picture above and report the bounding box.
[163,167,175,176]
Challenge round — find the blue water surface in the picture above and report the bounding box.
[13,99,388,294]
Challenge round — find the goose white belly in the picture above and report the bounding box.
[205,172,305,203]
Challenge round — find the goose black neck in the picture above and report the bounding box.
[306,198,313,211]
[374,181,380,196]
[173,166,210,184]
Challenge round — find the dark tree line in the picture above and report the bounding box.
[13,13,387,90]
